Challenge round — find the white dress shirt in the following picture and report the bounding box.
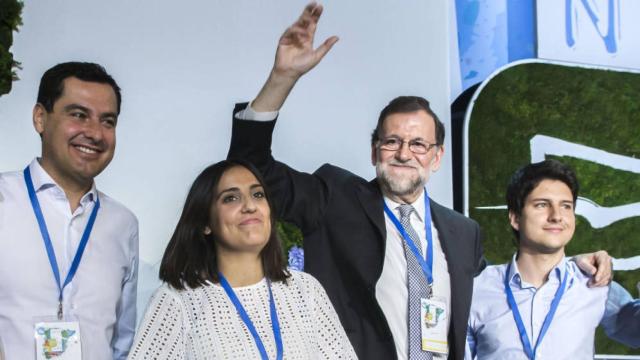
[376,191,451,360]
[466,255,640,360]
[0,159,139,360]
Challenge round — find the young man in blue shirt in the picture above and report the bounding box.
[465,159,639,359]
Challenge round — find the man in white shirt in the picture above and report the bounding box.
[466,160,640,359]
[0,62,139,360]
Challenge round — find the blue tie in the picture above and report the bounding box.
[398,204,433,360]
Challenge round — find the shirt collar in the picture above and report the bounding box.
[383,188,426,223]
[28,158,99,204]
[507,252,570,289]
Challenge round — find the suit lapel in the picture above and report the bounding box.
[430,199,455,260]
[430,199,466,282]
[430,198,467,360]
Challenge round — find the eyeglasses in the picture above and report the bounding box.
[377,136,439,154]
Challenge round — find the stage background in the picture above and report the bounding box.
[0,0,454,320]
[2,2,639,356]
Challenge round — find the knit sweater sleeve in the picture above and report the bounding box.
[300,273,358,359]
[127,285,189,359]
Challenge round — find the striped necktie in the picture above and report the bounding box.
[398,204,433,360]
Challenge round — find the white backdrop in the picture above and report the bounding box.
[0,0,453,318]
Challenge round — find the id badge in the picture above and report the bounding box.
[34,320,82,360]
[420,297,448,354]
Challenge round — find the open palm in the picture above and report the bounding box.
[273,3,338,79]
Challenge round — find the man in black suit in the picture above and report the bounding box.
[227,4,611,359]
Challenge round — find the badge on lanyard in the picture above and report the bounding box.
[34,320,82,360]
[421,297,449,354]
[24,166,97,360]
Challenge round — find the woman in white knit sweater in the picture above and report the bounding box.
[128,160,356,359]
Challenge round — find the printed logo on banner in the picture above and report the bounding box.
[565,0,620,53]
[537,0,640,70]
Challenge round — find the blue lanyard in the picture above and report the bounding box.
[218,273,283,360]
[504,261,569,360]
[24,166,100,320]
[382,189,434,284]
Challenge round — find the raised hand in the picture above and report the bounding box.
[252,2,338,112]
[273,2,339,80]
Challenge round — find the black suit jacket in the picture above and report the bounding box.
[228,103,484,360]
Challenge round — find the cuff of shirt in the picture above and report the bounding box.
[235,102,279,122]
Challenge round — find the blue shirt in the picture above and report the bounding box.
[466,255,640,359]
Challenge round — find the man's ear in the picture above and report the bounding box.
[508,211,520,232]
[33,103,47,135]
[430,144,445,172]
[371,143,378,166]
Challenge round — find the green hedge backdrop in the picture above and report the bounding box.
[0,0,23,97]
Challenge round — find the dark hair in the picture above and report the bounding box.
[506,159,579,242]
[37,62,122,114]
[371,96,445,146]
[159,159,290,290]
